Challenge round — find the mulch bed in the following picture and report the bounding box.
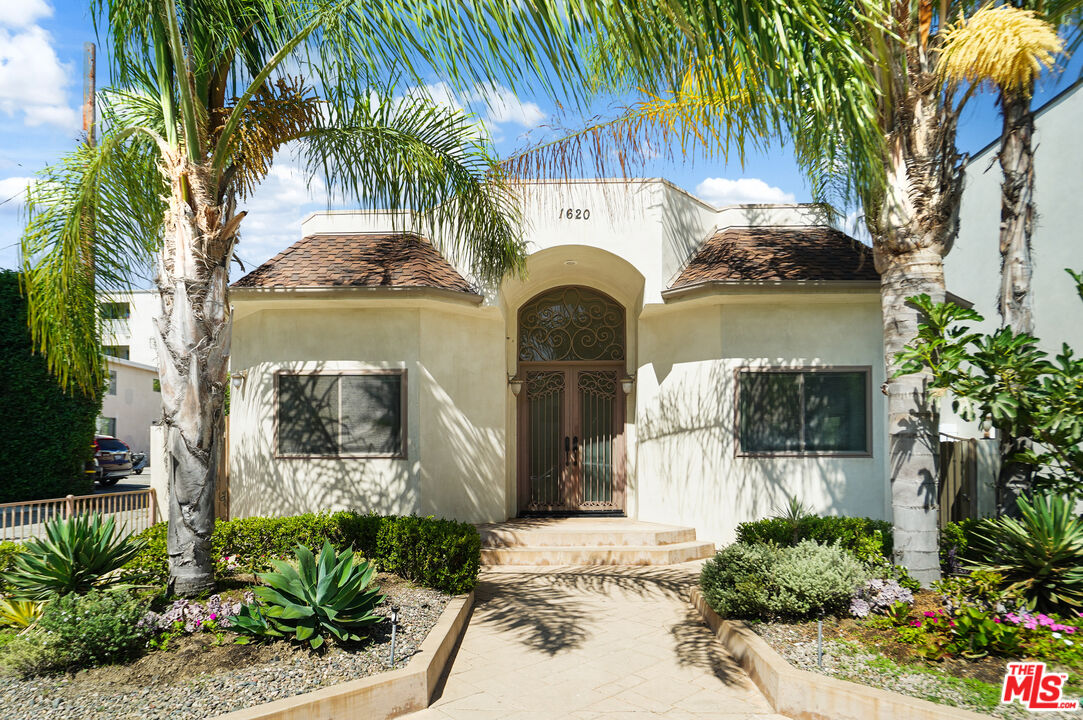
[0,574,450,720]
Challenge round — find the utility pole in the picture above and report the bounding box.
[83,42,96,146]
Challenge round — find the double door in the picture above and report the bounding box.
[518,365,624,513]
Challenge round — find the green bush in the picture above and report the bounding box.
[3,513,145,600]
[124,512,481,595]
[736,515,893,564]
[231,542,383,649]
[1,589,149,676]
[700,541,868,620]
[0,270,101,503]
[940,518,981,574]
[0,542,21,593]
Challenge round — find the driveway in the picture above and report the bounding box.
[407,564,785,720]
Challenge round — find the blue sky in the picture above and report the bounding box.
[1,0,1080,274]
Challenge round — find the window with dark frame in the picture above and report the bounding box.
[100,302,130,320]
[277,372,404,457]
[737,369,869,454]
[103,345,130,360]
[107,371,117,395]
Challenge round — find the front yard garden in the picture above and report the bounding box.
[700,495,1083,719]
[0,511,479,719]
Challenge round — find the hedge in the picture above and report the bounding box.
[736,515,894,564]
[125,512,481,595]
[0,270,101,502]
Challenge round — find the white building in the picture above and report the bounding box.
[101,357,161,455]
[226,179,888,546]
[100,289,161,366]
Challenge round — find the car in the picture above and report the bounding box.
[94,435,133,486]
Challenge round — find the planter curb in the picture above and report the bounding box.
[209,590,475,720]
[689,587,991,720]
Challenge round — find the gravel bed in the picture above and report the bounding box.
[752,623,1079,720]
[0,577,450,720]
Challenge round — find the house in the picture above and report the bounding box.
[98,290,162,455]
[227,179,887,545]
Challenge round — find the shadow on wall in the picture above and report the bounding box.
[636,358,882,534]
[230,360,419,519]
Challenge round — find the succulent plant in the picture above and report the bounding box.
[0,597,45,629]
[231,542,383,649]
[1,513,145,600]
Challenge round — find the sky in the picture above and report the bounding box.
[1,0,1080,277]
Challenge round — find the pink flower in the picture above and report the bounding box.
[1039,615,1054,627]
[911,620,922,627]
[209,614,217,621]
[993,617,1001,624]
[1006,613,1021,624]
[923,611,938,618]
[949,621,956,627]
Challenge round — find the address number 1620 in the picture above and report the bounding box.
[559,208,591,220]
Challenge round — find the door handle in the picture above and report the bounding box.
[564,436,570,466]
[572,435,579,466]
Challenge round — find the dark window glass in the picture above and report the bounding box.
[277,373,404,456]
[101,302,130,320]
[152,377,161,392]
[103,345,130,360]
[738,370,868,454]
[96,431,122,447]
[107,371,117,395]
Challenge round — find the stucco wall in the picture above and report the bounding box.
[101,358,161,454]
[229,300,507,523]
[634,294,887,545]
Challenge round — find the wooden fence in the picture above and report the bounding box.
[939,439,979,528]
[0,488,157,543]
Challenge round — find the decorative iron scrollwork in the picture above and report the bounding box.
[518,286,625,362]
[526,371,565,398]
[578,371,617,398]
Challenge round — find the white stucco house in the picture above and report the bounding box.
[101,356,161,455]
[224,178,888,546]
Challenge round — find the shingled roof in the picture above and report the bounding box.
[669,226,878,290]
[232,233,477,295]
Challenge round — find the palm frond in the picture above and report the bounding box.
[295,80,524,283]
[20,126,166,393]
[939,5,1064,96]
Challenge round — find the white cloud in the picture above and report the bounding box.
[0,175,33,214]
[0,0,52,29]
[468,83,545,128]
[840,210,872,245]
[694,177,796,207]
[0,23,79,130]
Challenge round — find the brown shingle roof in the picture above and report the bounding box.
[232,233,476,294]
[670,226,878,289]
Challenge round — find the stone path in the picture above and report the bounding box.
[406,564,787,720]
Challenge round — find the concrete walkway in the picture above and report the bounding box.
[407,565,786,720]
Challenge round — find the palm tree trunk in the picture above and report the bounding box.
[995,89,1036,517]
[155,157,238,596]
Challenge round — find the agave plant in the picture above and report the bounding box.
[0,513,146,600]
[969,495,1083,613]
[231,542,383,649]
[0,597,45,629]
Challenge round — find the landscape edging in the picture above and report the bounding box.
[209,590,475,720]
[689,587,991,720]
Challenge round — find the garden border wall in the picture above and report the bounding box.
[690,587,991,720]
[210,590,474,720]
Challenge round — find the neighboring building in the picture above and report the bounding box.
[227,179,888,545]
[944,78,1083,354]
[100,289,161,366]
[100,357,161,454]
[98,290,162,456]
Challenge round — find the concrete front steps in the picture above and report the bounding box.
[478,517,715,566]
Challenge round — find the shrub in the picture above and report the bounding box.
[700,543,779,619]
[3,513,145,599]
[940,518,981,574]
[768,540,868,617]
[736,515,893,564]
[969,494,1083,613]
[0,542,21,593]
[231,543,383,649]
[2,589,149,676]
[124,512,481,595]
[701,541,867,620]
[0,270,101,503]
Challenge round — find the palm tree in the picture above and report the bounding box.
[508,0,1056,583]
[20,0,583,596]
[939,3,1076,515]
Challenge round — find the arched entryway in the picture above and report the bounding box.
[516,286,626,514]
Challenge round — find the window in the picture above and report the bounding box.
[107,371,117,395]
[96,417,117,437]
[276,371,406,457]
[100,302,130,320]
[103,345,130,360]
[152,377,161,392]
[737,369,869,455]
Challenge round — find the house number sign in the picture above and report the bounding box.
[558,208,591,220]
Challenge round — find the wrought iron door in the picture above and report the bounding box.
[521,366,622,512]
